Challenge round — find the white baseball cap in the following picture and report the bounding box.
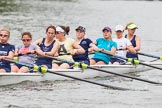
[115,25,124,32]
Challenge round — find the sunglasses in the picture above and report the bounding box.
[0,34,9,37]
[22,39,31,42]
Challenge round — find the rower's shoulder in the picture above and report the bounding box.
[33,38,43,45]
[5,43,15,48]
[135,35,141,40]
[66,37,75,42]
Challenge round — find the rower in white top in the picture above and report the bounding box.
[110,25,136,64]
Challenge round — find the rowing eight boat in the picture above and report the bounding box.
[0,61,161,86]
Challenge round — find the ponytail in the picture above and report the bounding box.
[59,25,70,35]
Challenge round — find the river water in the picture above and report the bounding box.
[0,0,162,108]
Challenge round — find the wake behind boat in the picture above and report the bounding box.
[0,61,161,86]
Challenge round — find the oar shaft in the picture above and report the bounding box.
[3,58,129,90]
[88,66,161,85]
[44,55,162,84]
[102,51,162,70]
[137,52,160,59]
[139,62,162,70]
[47,69,129,90]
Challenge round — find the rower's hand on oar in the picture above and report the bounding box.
[93,46,101,52]
[54,52,59,57]
[94,48,109,54]
[0,56,4,60]
[18,50,36,56]
[121,46,127,51]
[18,52,29,56]
[100,49,114,55]
[88,47,94,52]
[18,53,25,56]
[30,50,36,54]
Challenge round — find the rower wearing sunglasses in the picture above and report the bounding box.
[0,29,15,73]
[52,25,85,69]
[11,32,44,73]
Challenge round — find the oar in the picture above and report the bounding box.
[100,51,162,70]
[18,52,32,56]
[44,55,162,85]
[3,58,129,90]
[137,52,162,60]
[59,51,95,55]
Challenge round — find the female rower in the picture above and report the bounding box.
[52,25,85,69]
[72,26,94,65]
[125,22,141,59]
[110,25,136,64]
[90,26,117,65]
[11,32,44,73]
[0,29,15,73]
[34,25,59,69]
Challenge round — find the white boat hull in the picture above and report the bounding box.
[0,63,158,86]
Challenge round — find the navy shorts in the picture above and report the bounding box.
[110,58,125,64]
[91,58,108,64]
[0,67,11,73]
[75,59,90,65]
[15,63,34,70]
[54,62,74,67]
[15,64,24,69]
[36,62,52,69]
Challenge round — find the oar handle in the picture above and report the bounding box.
[18,52,33,56]
[59,53,71,56]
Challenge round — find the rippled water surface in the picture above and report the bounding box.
[0,0,162,108]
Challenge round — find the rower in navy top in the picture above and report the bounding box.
[73,26,93,65]
[0,29,15,73]
[125,22,141,60]
[36,38,55,68]
[34,26,59,69]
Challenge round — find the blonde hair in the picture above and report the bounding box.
[0,28,10,36]
[125,22,135,30]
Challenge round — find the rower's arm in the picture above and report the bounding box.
[14,48,19,57]
[2,50,15,60]
[72,42,85,55]
[100,47,116,56]
[127,45,136,54]
[35,47,44,56]
[134,36,141,51]
[45,41,60,56]
[33,39,42,46]
[88,43,96,52]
